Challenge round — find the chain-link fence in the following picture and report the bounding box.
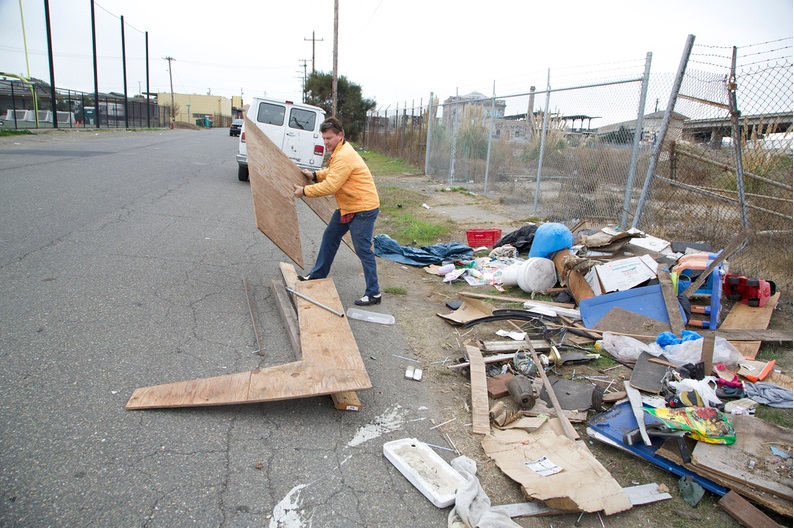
[0,79,169,129]
[365,38,792,299]
[635,38,793,297]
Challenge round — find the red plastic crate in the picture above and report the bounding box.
[466,228,501,248]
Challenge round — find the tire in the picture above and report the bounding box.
[238,165,249,182]
[746,278,760,287]
[727,276,741,285]
[748,299,760,307]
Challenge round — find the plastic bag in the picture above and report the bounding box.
[669,377,722,407]
[599,333,660,364]
[661,337,744,369]
[528,223,573,258]
[643,406,736,444]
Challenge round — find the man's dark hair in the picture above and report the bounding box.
[320,116,344,134]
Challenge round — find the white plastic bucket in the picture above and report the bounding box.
[501,258,557,292]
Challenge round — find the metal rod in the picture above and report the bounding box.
[242,277,264,356]
[285,287,344,317]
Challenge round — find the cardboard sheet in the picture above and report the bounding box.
[481,425,632,515]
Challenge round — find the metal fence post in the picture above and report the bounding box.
[632,34,695,229]
[424,92,434,175]
[484,81,496,196]
[728,46,750,229]
[620,51,653,229]
[533,69,551,216]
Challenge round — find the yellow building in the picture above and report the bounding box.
[157,92,235,127]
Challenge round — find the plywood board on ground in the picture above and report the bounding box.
[126,278,371,409]
[720,293,780,359]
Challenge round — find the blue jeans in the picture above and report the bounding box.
[309,208,380,297]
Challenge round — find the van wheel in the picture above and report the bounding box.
[238,165,249,182]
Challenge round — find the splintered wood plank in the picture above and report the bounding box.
[126,278,371,410]
[466,345,491,435]
[719,490,781,528]
[720,293,780,359]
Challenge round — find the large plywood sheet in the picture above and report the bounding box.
[126,278,371,409]
[245,116,352,269]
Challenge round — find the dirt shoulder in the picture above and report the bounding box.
[374,173,791,528]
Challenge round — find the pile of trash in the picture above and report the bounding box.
[382,220,792,525]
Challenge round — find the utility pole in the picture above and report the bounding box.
[164,56,175,128]
[299,59,309,101]
[304,31,323,74]
[332,0,339,116]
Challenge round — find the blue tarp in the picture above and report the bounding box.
[373,234,473,266]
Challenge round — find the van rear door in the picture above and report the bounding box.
[253,100,288,148]
[283,106,324,169]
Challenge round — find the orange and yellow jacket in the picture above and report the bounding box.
[303,140,380,215]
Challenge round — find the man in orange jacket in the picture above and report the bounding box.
[293,117,382,306]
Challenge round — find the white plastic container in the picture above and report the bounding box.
[500,258,557,292]
[383,438,465,508]
[346,308,395,324]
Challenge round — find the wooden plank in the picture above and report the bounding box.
[331,391,362,412]
[657,439,792,517]
[480,340,550,352]
[700,331,715,375]
[691,415,792,500]
[719,490,781,528]
[466,345,491,435]
[271,279,301,360]
[279,262,361,410]
[658,269,685,336]
[126,278,371,409]
[525,337,579,441]
[720,292,780,359]
[712,328,792,342]
[458,291,575,309]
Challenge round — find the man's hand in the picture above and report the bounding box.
[301,169,313,180]
[293,184,305,198]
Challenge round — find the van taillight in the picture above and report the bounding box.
[314,145,324,156]
[241,131,246,143]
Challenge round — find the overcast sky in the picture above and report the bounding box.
[1,0,791,115]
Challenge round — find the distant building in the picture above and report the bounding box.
[441,92,506,128]
[596,110,688,145]
[157,92,234,126]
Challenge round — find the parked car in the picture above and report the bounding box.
[229,118,244,136]
[236,98,325,181]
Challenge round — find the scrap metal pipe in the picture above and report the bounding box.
[285,287,345,317]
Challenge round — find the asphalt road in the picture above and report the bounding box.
[0,129,455,527]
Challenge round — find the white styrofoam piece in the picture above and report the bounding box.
[383,438,466,508]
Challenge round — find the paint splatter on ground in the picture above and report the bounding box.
[269,484,310,528]
[347,405,407,447]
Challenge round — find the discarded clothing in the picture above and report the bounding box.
[745,381,793,409]
[373,234,473,266]
[656,330,702,348]
[448,456,520,528]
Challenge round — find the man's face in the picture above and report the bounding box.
[322,129,344,152]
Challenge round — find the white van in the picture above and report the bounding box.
[236,97,326,181]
